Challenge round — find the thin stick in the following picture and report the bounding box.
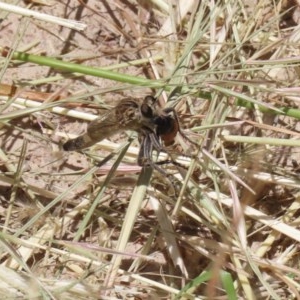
[0,3,86,30]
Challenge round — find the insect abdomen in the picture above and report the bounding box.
[63,135,93,151]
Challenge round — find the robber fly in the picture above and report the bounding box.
[63,95,192,169]
[63,96,158,152]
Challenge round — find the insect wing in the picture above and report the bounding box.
[64,98,149,151]
[86,108,120,141]
[63,108,119,151]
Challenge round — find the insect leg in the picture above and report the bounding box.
[138,131,180,196]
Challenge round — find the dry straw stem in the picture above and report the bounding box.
[4,165,100,269]
[104,166,153,288]
[0,2,86,30]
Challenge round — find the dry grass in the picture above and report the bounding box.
[1,0,300,299]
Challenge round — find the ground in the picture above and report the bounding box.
[1,1,300,299]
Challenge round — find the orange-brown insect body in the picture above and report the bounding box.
[63,95,188,168]
[154,108,180,147]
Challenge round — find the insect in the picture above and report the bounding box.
[63,96,158,152]
[63,95,192,169]
[137,104,181,166]
[153,107,180,147]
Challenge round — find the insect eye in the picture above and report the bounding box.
[140,103,154,118]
